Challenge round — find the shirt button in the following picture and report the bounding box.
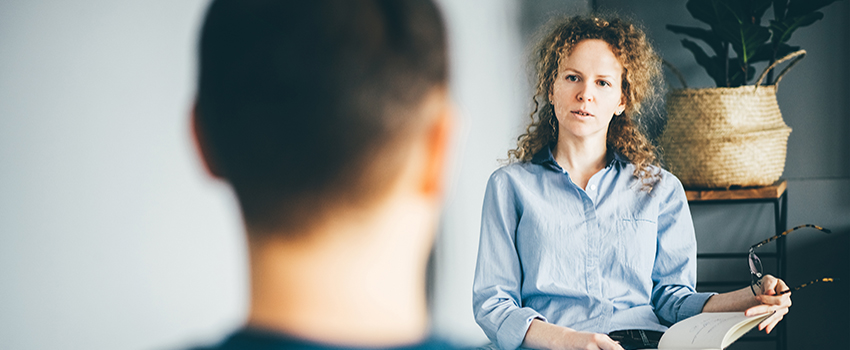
[589,184,597,191]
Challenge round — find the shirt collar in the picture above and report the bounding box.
[531,144,628,171]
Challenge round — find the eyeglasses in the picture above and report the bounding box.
[776,277,837,295]
[749,224,835,296]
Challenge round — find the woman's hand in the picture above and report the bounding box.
[522,319,624,350]
[702,273,792,334]
[745,274,792,333]
[558,330,624,350]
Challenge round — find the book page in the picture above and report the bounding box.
[657,312,770,349]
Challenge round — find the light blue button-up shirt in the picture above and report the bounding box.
[472,147,714,350]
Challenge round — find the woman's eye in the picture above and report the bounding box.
[565,75,579,82]
[598,80,611,87]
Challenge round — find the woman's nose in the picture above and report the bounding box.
[577,87,593,102]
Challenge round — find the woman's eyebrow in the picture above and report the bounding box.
[561,67,618,79]
[560,67,582,75]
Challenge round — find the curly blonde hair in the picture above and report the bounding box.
[508,15,663,191]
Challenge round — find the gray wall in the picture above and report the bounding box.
[434,0,850,347]
[593,1,850,349]
[1,1,845,349]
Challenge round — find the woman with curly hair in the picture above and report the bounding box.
[472,15,792,350]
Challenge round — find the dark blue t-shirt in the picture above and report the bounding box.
[189,328,457,350]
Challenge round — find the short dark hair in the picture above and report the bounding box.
[196,0,448,236]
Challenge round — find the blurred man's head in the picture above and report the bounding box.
[194,0,449,237]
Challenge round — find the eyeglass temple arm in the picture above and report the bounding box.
[749,224,832,250]
[777,277,839,295]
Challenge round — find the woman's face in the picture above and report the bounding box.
[549,39,626,142]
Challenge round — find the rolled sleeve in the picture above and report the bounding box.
[650,175,716,325]
[473,171,540,350]
[677,292,715,320]
[496,307,546,350]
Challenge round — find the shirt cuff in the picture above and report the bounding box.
[678,292,716,322]
[496,307,546,350]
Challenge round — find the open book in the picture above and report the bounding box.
[641,312,772,350]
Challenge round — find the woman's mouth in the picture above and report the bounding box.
[571,109,593,117]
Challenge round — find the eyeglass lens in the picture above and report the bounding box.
[748,251,763,278]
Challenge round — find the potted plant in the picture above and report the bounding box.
[660,0,844,189]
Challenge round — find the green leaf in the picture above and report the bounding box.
[686,0,732,26]
[787,0,841,18]
[770,12,824,44]
[691,0,770,66]
[681,38,727,87]
[773,0,788,21]
[712,21,771,66]
[745,65,757,84]
[749,0,774,24]
[751,43,800,63]
[752,43,801,84]
[714,0,750,25]
[667,25,725,55]
[773,43,802,59]
[686,0,770,30]
[727,63,756,87]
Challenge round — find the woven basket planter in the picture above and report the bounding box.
[661,51,805,189]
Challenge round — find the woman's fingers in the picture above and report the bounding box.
[599,337,624,350]
[755,275,792,309]
[572,333,623,350]
[745,303,776,316]
[755,292,792,308]
[760,274,790,295]
[760,274,780,294]
[751,276,791,334]
[588,333,623,350]
[764,315,781,333]
[756,306,788,333]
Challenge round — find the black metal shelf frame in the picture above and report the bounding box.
[689,188,788,350]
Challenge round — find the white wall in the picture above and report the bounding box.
[0,0,532,349]
[431,0,524,346]
[0,1,247,349]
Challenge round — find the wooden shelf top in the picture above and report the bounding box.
[685,179,787,201]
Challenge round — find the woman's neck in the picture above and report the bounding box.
[552,136,608,190]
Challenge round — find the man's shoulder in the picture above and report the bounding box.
[185,328,459,350]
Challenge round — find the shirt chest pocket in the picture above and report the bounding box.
[616,218,658,275]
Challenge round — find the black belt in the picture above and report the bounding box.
[607,329,664,350]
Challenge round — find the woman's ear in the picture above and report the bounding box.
[191,102,225,179]
[548,87,557,106]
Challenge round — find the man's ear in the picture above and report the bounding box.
[192,101,225,179]
[420,96,455,197]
